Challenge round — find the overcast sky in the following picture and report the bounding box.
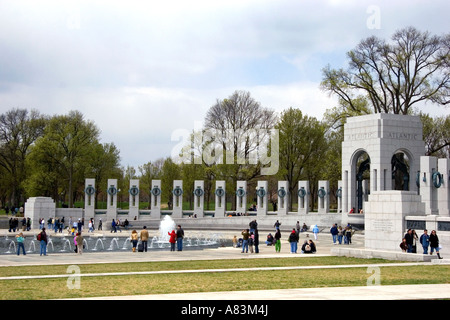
[0,0,449,168]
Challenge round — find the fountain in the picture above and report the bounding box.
[1,216,230,254]
[122,238,131,250]
[92,238,105,251]
[60,238,72,252]
[107,238,120,251]
[5,241,16,254]
[27,240,37,253]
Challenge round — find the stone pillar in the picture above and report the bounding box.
[84,178,95,222]
[318,180,329,213]
[337,180,342,214]
[214,181,226,217]
[150,180,162,218]
[236,181,247,214]
[277,181,289,215]
[193,180,204,217]
[437,158,449,216]
[172,180,183,218]
[420,156,438,215]
[256,181,268,216]
[25,197,56,230]
[128,179,139,220]
[298,181,309,214]
[106,179,118,225]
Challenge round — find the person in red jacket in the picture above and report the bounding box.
[168,230,176,252]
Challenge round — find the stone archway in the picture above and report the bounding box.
[341,114,424,226]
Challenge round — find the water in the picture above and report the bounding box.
[0,218,229,254]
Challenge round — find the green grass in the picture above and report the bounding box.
[0,257,448,300]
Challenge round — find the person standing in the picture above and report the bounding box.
[274,229,281,253]
[312,225,319,240]
[337,226,344,245]
[176,225,184,251]
[168,229,176,252]
[288,229,299,253]
[404,229,414,253]
[140,226,149,252]
[241,229,249,253]
[330,224,338,244]
[429,230,443,259]
[16,232,26,256]
[254,229,260,254]
[130,230,138,252]
[98,218,103,231]
[38,228,48,256]
[420,229,430,254]
[248,232,254,253]
[75,232,84,255]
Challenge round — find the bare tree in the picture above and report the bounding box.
[321,27,449,115]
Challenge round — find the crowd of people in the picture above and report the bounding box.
[233,220,318,254]
[400,228,443,259]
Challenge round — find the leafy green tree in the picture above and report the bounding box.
[0,108,46,206]
[30,110,100,207]
[276,108,327,210]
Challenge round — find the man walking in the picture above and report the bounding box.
[420,229,430,254]
[330,224,339,244]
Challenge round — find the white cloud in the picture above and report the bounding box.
[1,0,449,168]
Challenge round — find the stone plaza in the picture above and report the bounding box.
[22,113,450,261]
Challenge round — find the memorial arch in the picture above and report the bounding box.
[341,114,425,225]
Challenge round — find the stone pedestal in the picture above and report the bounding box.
[172,180,183,218]
[236,181,247,214]
[150,180,162,218]
[193,180,204,217]
[277,181,289,215]
[337,180,343,214]
[106,179,118,226]
[128,179,139,220]
[317,180,329,214]
[24,197,56,230]
[437,158,449,216]
[257,181,268,216]
[84,178,95,222]
[420,156,438,215]
[298,181,309,214]
[214,181,226,217]
[364,191,424,251]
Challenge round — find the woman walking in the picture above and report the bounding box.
[429,230,443,259]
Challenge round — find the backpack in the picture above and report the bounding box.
[37,233,41,241]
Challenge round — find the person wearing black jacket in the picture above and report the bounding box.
[176,225,184,251]
[429,230,442,259]
[404,229,414,253]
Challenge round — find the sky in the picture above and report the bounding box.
[0,0,449,168]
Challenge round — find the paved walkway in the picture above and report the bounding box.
[1,229,449,300]
[74,284,450,300]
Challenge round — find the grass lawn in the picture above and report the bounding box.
[0,256,448,300]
